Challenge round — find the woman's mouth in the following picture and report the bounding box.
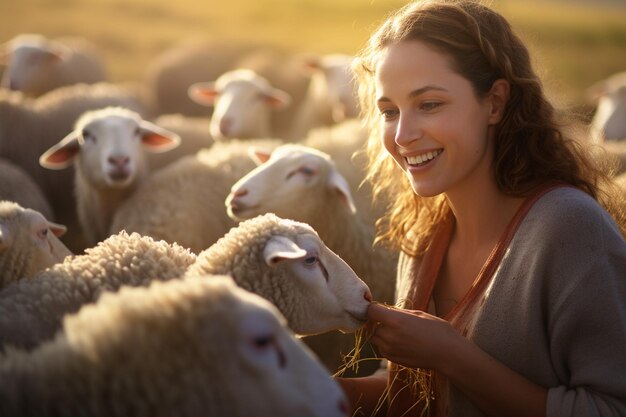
[405,149,443,167]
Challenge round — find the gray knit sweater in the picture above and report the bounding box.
[395,187,626,416]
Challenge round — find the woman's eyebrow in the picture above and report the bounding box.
[377,85,448,104]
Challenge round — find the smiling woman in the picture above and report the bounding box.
[335,1,626,417]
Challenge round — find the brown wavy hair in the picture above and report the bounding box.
[354,0,626,255]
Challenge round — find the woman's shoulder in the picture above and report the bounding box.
[522,185,624,250]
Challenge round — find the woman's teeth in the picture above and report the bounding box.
[406,149,442,166]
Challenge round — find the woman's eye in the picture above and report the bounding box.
[379,108,398,121]
[421,101,441,111]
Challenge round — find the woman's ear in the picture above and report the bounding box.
[487,79,510,125]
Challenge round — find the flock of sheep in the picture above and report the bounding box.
[1,32,625,415]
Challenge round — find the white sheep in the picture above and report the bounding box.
[144,38,264,116]
[0,82,153,251]
[587,71,626,142]
[225,143,396,305]
[289,53,360,139]
[0,200,71,290]
[0,157,53,220]
[188,68,292,140]
[110,137,283,253]
[188,46,312,141]
[0,276,350,417]
[186,212,371,336]
[0,214,370,355]
[0,33,107,97]
[39,107,181,246]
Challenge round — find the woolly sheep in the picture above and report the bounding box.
[0,82,152,251]
[225,143,396,305]
[0,158,53,220]
[185,213,371,335]
[110,138,283,253]
[587,71,626,142]
[144,38,264,116]
[0,214,370,354]
[189,69,292,141]
[0,200,71,290]
[0,231,196,351]
[39,107,181,246]
[289,53,360,139]
[0,34,107,97]
[188,47,311,141]
[186,212,374,374]
[0,276,350,417]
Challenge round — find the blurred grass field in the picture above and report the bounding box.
[1,0,625,113]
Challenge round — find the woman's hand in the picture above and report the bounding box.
[367,303,466,372]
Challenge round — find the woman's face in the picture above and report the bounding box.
[375,40,499,198]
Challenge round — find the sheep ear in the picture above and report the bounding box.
[585,80,607,104]
[0,224,11,251]
[39,131,81,170]
[44,40,71,62]
[298,54,322,74]
[263,235,307,266]
[261,88,291,109]
[138,120,181,153]
[47,221,67,237]
[248,147,273,165]
[188,82,219,106]
[327,168,356,214]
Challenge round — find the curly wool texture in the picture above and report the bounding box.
[186,213,312,327]
[0,276,344,417]
[0,202,31,289]
[0,231,196,350]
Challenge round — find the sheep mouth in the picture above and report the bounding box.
[108,170,131,182]
[228,203,261,218]
[345,310,368,323]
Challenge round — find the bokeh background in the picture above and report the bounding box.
[2,0,625,116]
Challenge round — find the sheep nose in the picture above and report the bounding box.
[108,156,130,168]
[339,399,350,415]
[231,188,248,198]
[364,289,373,302]
[219,118,232,136]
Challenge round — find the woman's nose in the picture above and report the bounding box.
[394,114,423,146]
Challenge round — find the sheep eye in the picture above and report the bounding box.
[134,127,141,137]
[82,130,95,142]
[300,167,315,176]
[304,256,318,266]
[36,228,49,240]
[253,334,273,349]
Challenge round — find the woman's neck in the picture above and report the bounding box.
[445,177,524,250]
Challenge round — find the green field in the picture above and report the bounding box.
[2,0,625,112]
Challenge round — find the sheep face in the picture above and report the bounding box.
[226,282,350,417]
[61,276,349,417]
[317,54,359,122]
[262,230,371,335]
[0,201,71,288]
[0,35,68,94]
[39,108,180,188]
[226,144,356,223]
[588,72,626,142]
[189,69,291,140]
